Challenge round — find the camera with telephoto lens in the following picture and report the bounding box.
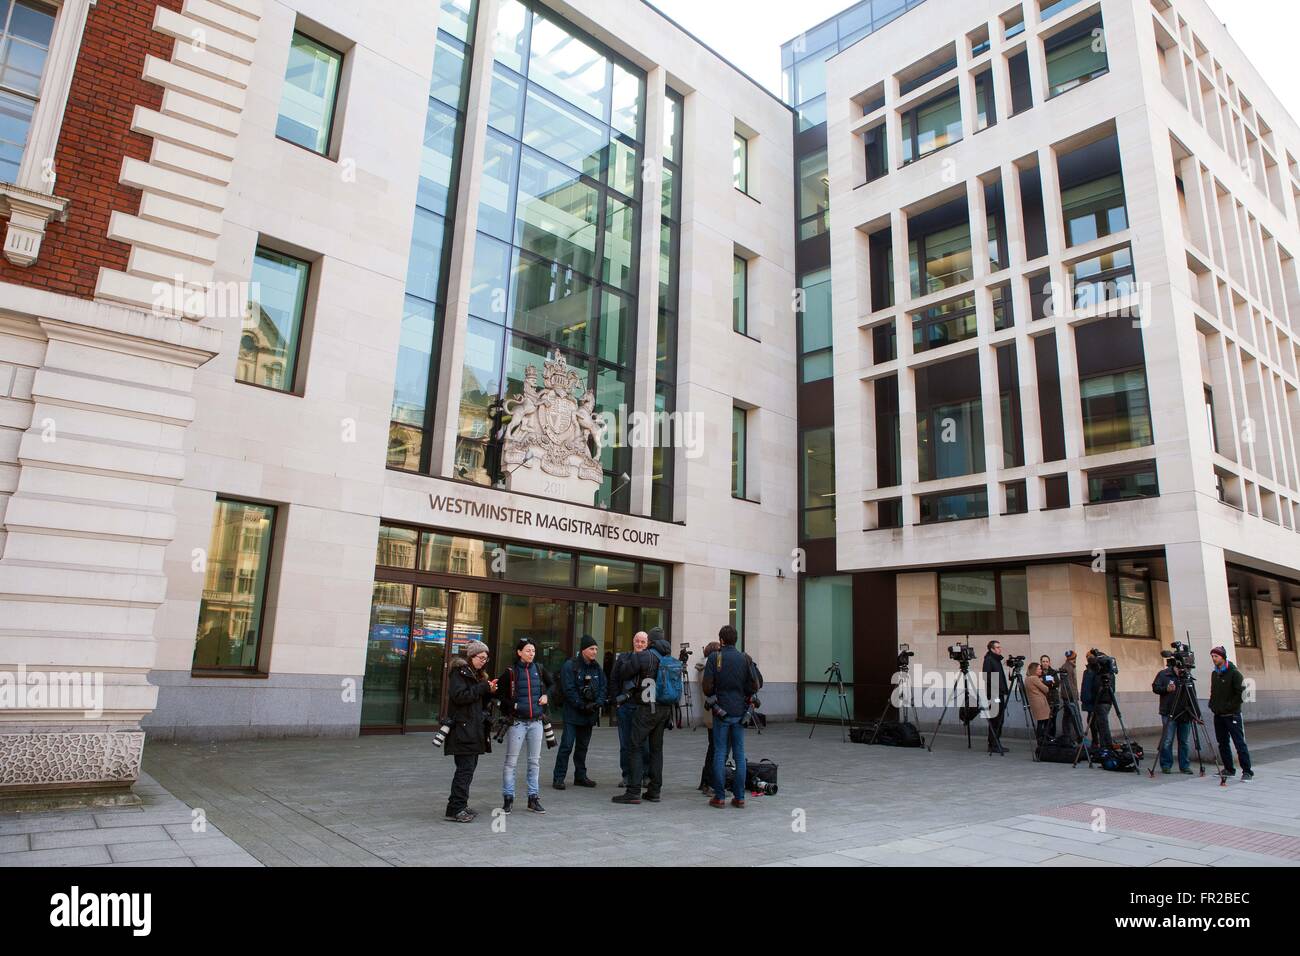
[490,714,511,744]
[541,717,557,749]
[431,718,452,748]
[1161,640,1196,671]
[704,694,727,720]
[1005,654,1026,668]
[576,673,600,709]
[1088,653,1119,677]
[678,642,692,665]
[948,643,976,663]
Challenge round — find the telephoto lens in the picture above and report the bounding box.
[542,718,557,749]
[430,720,452,748]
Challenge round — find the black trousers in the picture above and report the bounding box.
[699,727,715,788]
[446,754,478,815]
[1035,718,1054,743]
[1089,703,1116,749]
[553,721,593,782]
[626,705,670,796]
[987,708,1007,750]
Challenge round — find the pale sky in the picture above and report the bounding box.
[646,0,1300,125]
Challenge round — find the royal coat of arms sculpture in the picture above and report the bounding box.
[500,352,606,504]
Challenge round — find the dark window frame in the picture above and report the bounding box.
[938,567,1030,635]
[1107,565,1157,639]
[275,30,346,159]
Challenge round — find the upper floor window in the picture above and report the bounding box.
[733,254,748,334]
[1058,133,1128,246]
[1070,245,1135,309]
[733,132,749,193]
[900,88,961,165]
[276,30,344,155]
[1228,580,1257,648]
[0,0,56,184]
[240,246,311,393]
[939,569,1029,633]
[1107,563,1154,637]
[731,405,749,499]
[1045,14,1109,98]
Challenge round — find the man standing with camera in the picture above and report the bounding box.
[702,624,758,808]
[552,634,606,791]
[1152,656,1193,774]
[1081,648,1117,750]
[1210,646,1254,780]
[983,640,1010,754]
[613,631,652,789]
[611,628,674,805]
[1058,649,1084,742]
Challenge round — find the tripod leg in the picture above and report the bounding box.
[1108,698,1143,776]
[808,681,834,739]
[927,681,957,753]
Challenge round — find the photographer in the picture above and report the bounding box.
[982,640,1010,754]
[1081,649,1116,749]
[1039,655,1060,738]
[496,638,553,815]
[1209,646,1254,780]
[702,624,758,808]
[696,640,721,793]
[443,641,498,823]
[613,631,652,789]
[1152,658,1193,774]
[552,634,606,790]
[610,627,673,805]
[1025,662,1053,743]
[1058,649,1084,741]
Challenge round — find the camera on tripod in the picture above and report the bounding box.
[678,642,692,665]
[1088,653,1119,677]
[897,644,915,669]
[1005,654,1026,668]
[1160,641,1196,671]
[947,643,975,664]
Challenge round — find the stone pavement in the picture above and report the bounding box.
[2,719,1299,867]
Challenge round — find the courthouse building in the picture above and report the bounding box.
[0,0,1297,797]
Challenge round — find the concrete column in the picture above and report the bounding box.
[1165,540,1233,667]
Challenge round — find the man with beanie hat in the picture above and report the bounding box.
[1209,645,1253,780]
[553,634,607,789]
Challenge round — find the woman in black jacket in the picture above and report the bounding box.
[444,640,497,823]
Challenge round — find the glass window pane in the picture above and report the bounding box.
[733,134,747,192]
[801,576,854,717]
[376,524,419,568]
[578,555,637,592]
[276,32,342,154]
[391,295,436,427]
[798,149,829,224]
[10,0,55,46]
[362,581,412,726]
[611,62,643,140]
[606,137,638,197]
[733,256,747,334]
[419,532,499,576]
[521,84,606,178]
[730,572,745,649]
[405,207,447,303]
[241,247,310,391]
[477,131,519,241]
[468,233,512,322]
[503,544,573,586]
[940,571,997,632]
[416,97,459,215]
[438,0,476,43]
[599,290,630,364]
[801,268,832,352]
[510,252,593,350]
[429,32,468,108]
[458,317,505,441]
[732,406,747,498]
[193,499,276,669]
[515,151,599,276]
[802,427,835,509]
[1001,571,1029,632]
[639,563,666,596]
[527,12,609,123]
[492,0,530,73]
[603,195,635,291]
[0,89,35,184]
[487,64,525,137]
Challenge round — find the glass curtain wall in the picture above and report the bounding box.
[656,89,684,520]
[389,0,480,471]
[453,0,645,512]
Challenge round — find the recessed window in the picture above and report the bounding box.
[733,255,748,334]
[939,569,1029,633]
[1228,580,1257,648]
[733,133,749,193]
[193,498,277,671]
[900,88,962,165]
[912,294,977,352]
[1080,370,1152,453]
[276,31,344,155]
[919,487,989,524]
[974,68,997,132]
[1045,14,1109,98]
[1087,463,1158,503]
[1043,473,1069,509]
[916,354,984,482]
[240,246,311,393]
[0,0,56,184]
[1004,480,1028,514]
[1058,133,1128,247]
[800,268,833,381]
[802,426,836,539]
[798,149,829,239]
[864,124,888,183]
[1070,245,1135,309]
[729,572,747,650]
[1107,564,1154,637]
[731,405,749,499]
[908,198,973,296]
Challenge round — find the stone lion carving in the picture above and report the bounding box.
[501,352,604,484]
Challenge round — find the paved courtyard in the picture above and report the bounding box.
[3,719,1300,867]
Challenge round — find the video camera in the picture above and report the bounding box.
[1088,653,1119,677]
[897,644,915,669]
[1005,654,1026,669]
[1160,640,1196,671]
[678,642,692,666]
[947,643,976,664]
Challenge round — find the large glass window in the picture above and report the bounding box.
[1107,565,1155,637]
[939,569,1029,634]
[654,88,684,521]
[239,247,310,392]
[801,576,854,719]
[919,487,989,524]
[1080,370,1153,453]
[1058,134,1128,247]
[276,31,343,155]
[193,499,277,670]
[802,426,836,539]
[1228,580,1257,648]
[0,0,55,183]
[798,149,829,238]
[800,268,833,382]
[909,199,973,296]
[917,354,984,481]
[900,88,962,165]
[1045,14,1109,98]
[732,405,748,499]
[1071,245,1135,309]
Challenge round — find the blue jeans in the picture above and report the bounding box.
[1158,715,1192,770]
[1213,713,1252,774]
[713,716,746,801]
[617,702,649,782]
[503,719,542,798]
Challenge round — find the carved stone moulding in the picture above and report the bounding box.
[0,731,145,791]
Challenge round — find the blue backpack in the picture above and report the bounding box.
[651,650,683,705]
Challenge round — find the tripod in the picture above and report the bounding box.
[1071,670,1141,774]
[676,651,696,731]
[870,654,921,745]
[1149,668,1221,779]
[1006,662,1035,733]
[809,662,850,742]
[928,656,1003,753]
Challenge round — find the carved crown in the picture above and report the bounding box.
[541,351,583,395]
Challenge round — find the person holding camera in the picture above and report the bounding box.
[696,640,722,792]
[1209,646,1253,780]
[496,637,553,814]
[1058,649,1085,741]
[611,627,674,804]
[613,631,652,789]
[443,641,498,823]
[1025,662,1053,743]
[982,640,1010,754]
[1081,649,1116,749]
[1152,658,1193,774]
[552,634,606,790]
[702,624,759,808]
[1039,655,1060,738]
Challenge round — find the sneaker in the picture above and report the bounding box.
[502,796,513,814]
[1161,767,1172,774]
[573,778,597,788]
[552,780,566,790]
[445,809,474,823]
[1179,768,1194,775]
[611,793,641,805]
[730,798,746,809]
[527,796,546,813]
[708,798,727,809]
[697,782,712,794]
[1242,770,1254,780]
[642,791,661,802]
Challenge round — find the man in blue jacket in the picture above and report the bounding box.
[702,624,758,808]
[552,635,606,790]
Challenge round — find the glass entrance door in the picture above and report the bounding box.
[497,594,571,683]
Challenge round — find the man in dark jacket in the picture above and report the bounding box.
[613,631,651,788]
[1152,661,1193,773]
[552,635,606,790]
[982,640,1010,754]
[611,627,672,805]
[702,624,757,808]
[1058,649,1084,741]
[444,641,497,822]
[1209,646,1253,779]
